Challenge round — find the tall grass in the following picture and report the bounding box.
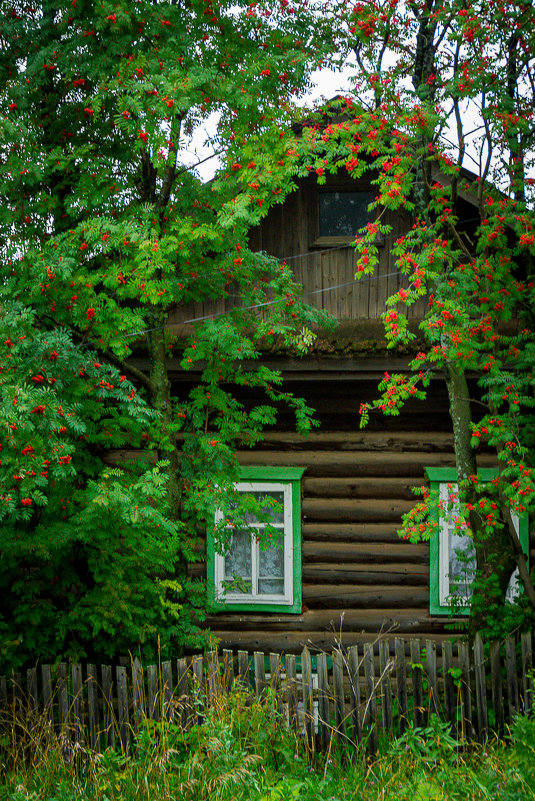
[2,683,535,800]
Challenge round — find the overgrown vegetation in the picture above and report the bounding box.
[2,686,535,801]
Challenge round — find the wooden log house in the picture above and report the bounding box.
[167,168,530,654]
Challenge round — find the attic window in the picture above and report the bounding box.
[318,191,374,240]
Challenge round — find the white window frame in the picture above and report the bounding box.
[213,481,293,606]
[427,467,528,615]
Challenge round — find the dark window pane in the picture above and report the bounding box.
[319,191,373,237]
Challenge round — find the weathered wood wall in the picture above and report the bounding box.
[169,172,429,326]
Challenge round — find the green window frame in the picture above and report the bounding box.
[426,467,529,615]
[207,466,305,613]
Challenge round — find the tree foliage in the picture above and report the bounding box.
[294,0,535,634]
[0,0,337,670]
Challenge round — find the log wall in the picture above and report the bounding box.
[200,415,500,653]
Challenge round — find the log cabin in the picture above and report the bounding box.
[168,165,530,655]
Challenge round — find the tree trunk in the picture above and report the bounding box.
[148,309,183,534]
[444,363,516,635]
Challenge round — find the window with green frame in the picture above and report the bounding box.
[207,467,305,613]
[426,467,529,615]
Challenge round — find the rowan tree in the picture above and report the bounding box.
[0,0,337,670]
[297,0,535,634]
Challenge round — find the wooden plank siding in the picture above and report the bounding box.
[168,172,427,327]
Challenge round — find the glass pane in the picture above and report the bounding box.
[319,191,373,237]
[224,531,252,594]
[258,578,285,594]
[258,540,284,596]
[244,491,284,525]
[449,531,475,600]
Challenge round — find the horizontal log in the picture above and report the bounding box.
[303,563,429,585]
[302,541,429,565]
[236,450,496,477]
[255,431,456,453]
[202,629,457,654]
[303,477,421,499]
[190,561,430,584]
[302,585,429,609]
[206,608,443,635]
[302,498,414,522]
[302,523,401,542]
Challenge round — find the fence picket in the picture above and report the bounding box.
[505,637,519,720]
[87,664,99,751]
[410,640,423,730]
[332,650,345,751]
[41,665,53,726]
[458,642,473,740]
[473,634,488,740]
[316,652,330,752]
[0,632,530,757]
[490,641,503,734]
[27,668,38,713]
[176,657,190,730]
[521,632,533,715]
[116,666,130,753]
[132,659,144,727]
[363,643,377,757]
[301,647,314,757]
[238,651,249,687]
[395,638,408,735]
[425,640,439,719]
[147,665,158,721]
[286,653,298,731]
[162,661,173,723]
[222,649,234,692]
[348,645,362,745]
[102,665,115,749]
[442,641,455,727]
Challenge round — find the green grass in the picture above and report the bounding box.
[2,688,535,801]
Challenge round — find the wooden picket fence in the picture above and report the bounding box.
[0,632,533,758]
